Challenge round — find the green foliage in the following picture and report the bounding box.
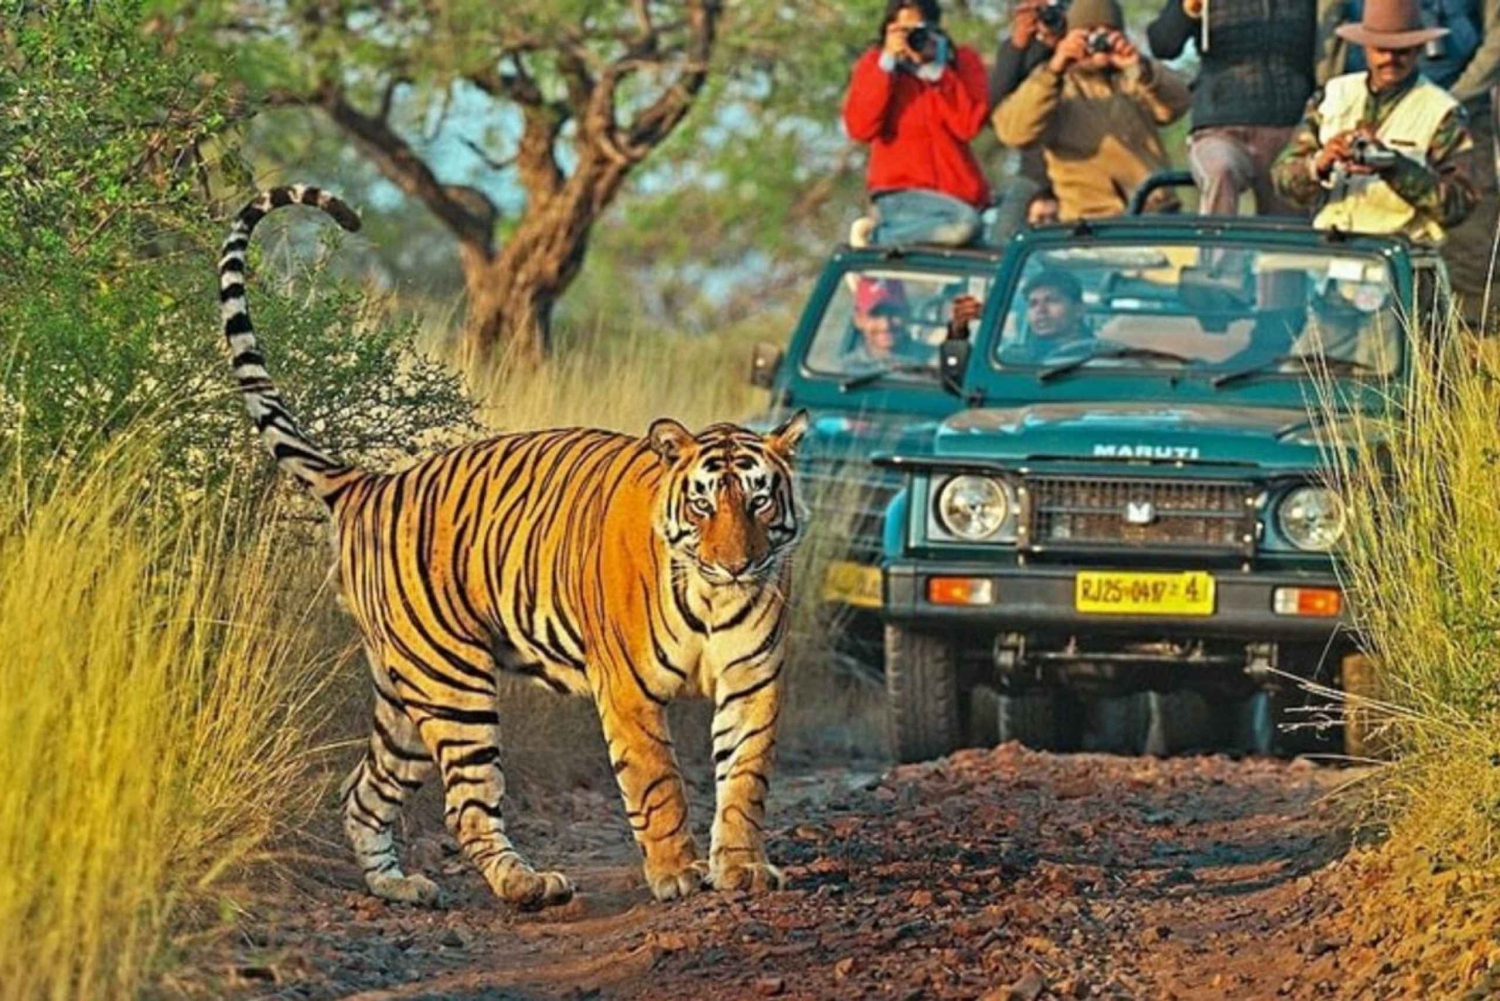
[0,5,476,500]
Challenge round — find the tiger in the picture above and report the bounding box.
[217,185,809,908]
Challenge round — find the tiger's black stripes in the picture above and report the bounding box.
[217,184,362,505]
[216,185,808,909]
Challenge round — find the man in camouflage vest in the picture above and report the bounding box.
[1317,0,1500,324]
[1272,0,1478,242]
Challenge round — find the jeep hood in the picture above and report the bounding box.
[934,402,1334,471]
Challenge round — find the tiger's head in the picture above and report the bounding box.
[648,411,810,587]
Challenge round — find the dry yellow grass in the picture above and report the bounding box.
[1315,319,1500,993]
[0,443,337,1000]
[460,316,782,435]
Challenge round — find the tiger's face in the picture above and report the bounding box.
[649,412,810,587]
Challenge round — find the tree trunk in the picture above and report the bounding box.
[457,160,618,372]
[459,247,553,373]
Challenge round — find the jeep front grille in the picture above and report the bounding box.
[797,457,900,563]
[1025,476,1254,553]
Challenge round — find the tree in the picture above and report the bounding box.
[203,1,724,367]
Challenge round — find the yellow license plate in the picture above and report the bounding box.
[1075,571,1216,616]
[822,560,883,609]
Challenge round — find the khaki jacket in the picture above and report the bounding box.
[992,60,1192,219]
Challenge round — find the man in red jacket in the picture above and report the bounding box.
[843,0,993,246]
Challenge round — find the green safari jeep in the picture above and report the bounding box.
[752,207,1447,760]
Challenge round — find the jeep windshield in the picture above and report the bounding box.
[992,244,1402,381]
[805,266,992,388]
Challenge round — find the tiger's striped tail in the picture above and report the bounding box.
[219,184,363,506]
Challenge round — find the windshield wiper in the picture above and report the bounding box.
[1274,409,1345,440]
[1036,344,1199,383]
[1210,353,1381,389]
[839,361,938,392]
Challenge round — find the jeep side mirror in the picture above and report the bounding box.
[748,342,784,389]
[939,338,970,398]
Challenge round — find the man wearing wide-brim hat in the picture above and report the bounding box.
[1272,0,1478,244]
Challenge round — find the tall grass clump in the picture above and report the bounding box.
[1319,321,1500,990]
[1324,324,1500,774]
[0,444,336,1000]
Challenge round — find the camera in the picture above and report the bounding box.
[1349,136,1399,171]
[1086,27,1115,54]
[1037,0,1070,34]
[907,23,932,52]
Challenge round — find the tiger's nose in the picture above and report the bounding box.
[719,557,752,577]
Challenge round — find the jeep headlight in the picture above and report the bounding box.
[1276,486,1346,552]
[935,475,1012,541]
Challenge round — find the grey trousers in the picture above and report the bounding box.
[1188,125,1300,217]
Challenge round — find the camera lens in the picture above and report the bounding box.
[907,24,930,51]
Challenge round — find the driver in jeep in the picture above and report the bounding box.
[1011,270,1094,361]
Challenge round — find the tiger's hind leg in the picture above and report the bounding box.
[341,685,440,905]
[392,652,574,910]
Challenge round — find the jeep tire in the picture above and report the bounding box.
[998,691,1065,750]
[1341,653,1391,760]
[1143,691,1276,756]
[885,624,961,763]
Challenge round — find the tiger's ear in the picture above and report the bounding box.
[765,409,810,461]
[648,418,697,465]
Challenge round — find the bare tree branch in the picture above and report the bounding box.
[379,76,410,121]
[622,0,717,158]
[313,82,494,252]
[460,136,517,173]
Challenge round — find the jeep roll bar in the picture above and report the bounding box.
[1127,169,1196,216]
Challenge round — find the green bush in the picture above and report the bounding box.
[0,5,476,503]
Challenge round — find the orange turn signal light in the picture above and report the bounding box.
[1272,587,1342,617]
[927,577,995,606]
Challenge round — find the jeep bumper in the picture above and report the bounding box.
[883,560,1348,641]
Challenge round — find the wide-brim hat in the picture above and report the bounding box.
[1335,0,1448,47]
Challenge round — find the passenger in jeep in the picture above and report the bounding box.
[845,278,985,371]
[846,278,915,370]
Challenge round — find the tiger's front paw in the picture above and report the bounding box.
[367,871,443,907]
[644,857,708,902]
[709,854,785,894]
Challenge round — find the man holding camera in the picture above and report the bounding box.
[1147,0,1318,216]
[993,0,1192,219]
[843,0,992,246]
[1318,0,1500,322]
[1272,0,1477,244]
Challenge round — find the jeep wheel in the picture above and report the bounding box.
[1341,653,1392,760]
[1230,691,1276,757]
[998,691,1064,750]
[1086,693,1153,755]
[885,624,960,763]
[1144,691,1274,756]
[967,684,1002,748]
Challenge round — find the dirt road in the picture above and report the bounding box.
[179,747,1416,1001]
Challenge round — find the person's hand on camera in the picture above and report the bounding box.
[1352,127,1395,174]
[1047,28,1093,72]
[1315,130,1362,178]
[1107,31,1141,70]
[1012,0,1042,47]
[884,21,920,63]
[1012,0,1061,49]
